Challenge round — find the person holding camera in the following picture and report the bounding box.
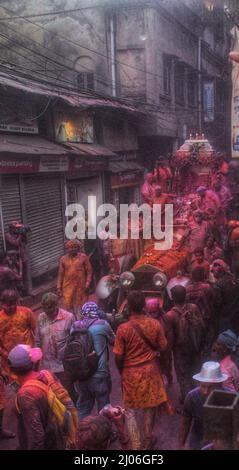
[0,251,22,297]
[5,221,30,295]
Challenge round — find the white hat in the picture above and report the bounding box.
[193,361,228,383]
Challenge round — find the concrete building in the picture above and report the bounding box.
[0,69,143,294]
[0,1,232,297]
[111,0,231,166]
[0,1,231,165]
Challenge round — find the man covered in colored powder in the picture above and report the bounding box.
[0,289,36,439]
[179,210,211,254]
[114,291,168,450]
[57,240,92,318]
[141,173,157,204]
[195,186,220,216]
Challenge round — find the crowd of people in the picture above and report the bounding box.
[0,155,239,451]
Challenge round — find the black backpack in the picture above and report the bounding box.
[63,319,99,381]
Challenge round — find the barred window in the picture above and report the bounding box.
[77,72,95,91]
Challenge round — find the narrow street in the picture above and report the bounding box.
[0,344,181,451]
[0,0,238,456]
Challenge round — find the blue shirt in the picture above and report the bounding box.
[72,318,115,378]
[183,386,228,449]
[183,386,206,449]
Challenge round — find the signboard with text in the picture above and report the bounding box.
[0,120,38,134]
[70,157,107,172]
[111,171,143,189]
[39,156,69,172]
[0,157,38,173]
[0,154,108,174]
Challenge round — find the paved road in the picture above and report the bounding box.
[0,346,181,451]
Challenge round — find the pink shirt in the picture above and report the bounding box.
[220,355,239,392]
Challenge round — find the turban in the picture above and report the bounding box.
[81,301,104,319]
[217,330,239,353]
[145,298,159,313]
[196,186,207,193]
[65,239,83,250]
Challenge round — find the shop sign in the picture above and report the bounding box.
[203,82,215,122]
[0,119,38,134]
[39,156,69,172]
[55,112,94,143]
[0,96,39,134]
[0,157,38,173]
[111,171,143,189]
[70,157,107,172]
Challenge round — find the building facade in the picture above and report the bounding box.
[111,0,231,166]
[0,71,142,292]
[0,1,231,163]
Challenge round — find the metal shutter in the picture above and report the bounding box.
[24,175,64,278]
[0,176,22,250]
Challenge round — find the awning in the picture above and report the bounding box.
[0,134,70,173]
[63,142,117,157]
[109,160,145,189]
[0,70,141,114]
[0,134,69,156]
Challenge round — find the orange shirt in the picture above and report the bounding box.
[113,314,167,367]
[57,253,92,290]
[0,306,36,373]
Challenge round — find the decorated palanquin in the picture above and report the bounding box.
[172,134,218,194]
[117,238,189,316]
[131,241,189,292]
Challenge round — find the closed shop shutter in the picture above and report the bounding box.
[0,176,22,249]
[24,175,64,278]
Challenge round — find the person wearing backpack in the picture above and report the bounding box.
[164,285,205,403]
[66,301,115,419]
[8,344,78,450]
[186,266,217,360]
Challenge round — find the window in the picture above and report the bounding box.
[175,63,185,105]
[203,81,215,122]
[188,71,197,107]
[76,72,94,91]
[216,80,226,114]
[163,56,171,96]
